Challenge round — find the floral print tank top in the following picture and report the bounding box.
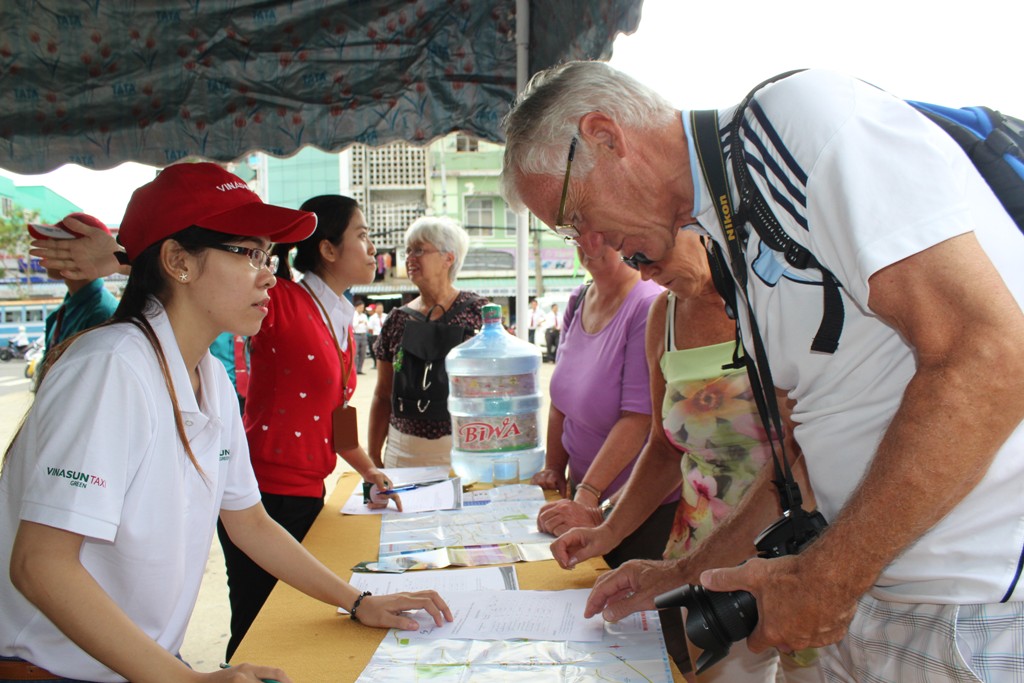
[660,293,771,560]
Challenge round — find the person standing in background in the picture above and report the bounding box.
[527,298,545,345]
[366,304,384,369]
[29,213,118,370]
[352,300,370,375]
[227,194,398,660]
[369,217,484,469]
[544,302,562,362]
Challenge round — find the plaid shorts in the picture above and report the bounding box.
[820,595,1024,682]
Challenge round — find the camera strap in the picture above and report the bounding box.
[690,107,804,514]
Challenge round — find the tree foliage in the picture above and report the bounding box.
[0,206,40,284]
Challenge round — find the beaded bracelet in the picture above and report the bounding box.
[350,590,372,622]
[576,482,602,501]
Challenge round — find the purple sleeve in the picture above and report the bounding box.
[618,288,657,415]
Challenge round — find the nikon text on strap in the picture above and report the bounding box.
[690,107,806,516]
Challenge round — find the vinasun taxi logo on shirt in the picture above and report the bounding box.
[45,466,107,490]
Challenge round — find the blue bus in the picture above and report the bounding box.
[0,298,62,339]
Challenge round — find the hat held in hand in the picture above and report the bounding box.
[27,212,111,241]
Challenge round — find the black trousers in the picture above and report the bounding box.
[217,491,324,661]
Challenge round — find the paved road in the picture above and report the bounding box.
[0,357,33,398]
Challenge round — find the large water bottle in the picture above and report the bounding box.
[447,303,544,484]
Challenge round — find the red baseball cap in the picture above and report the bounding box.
[27,212,111,240]
[117,162,317,261]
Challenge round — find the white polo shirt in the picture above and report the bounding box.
[0,302,261,682]
[688,70,1024,604]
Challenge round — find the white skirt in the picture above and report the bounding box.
[382,424,452,469]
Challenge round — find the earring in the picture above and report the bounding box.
[178,272,189,282]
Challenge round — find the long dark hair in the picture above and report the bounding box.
[6,226,237,473]
[272,195,360,279]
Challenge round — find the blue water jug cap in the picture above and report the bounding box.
[482,303,502,324]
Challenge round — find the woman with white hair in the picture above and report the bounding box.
[369,216,485,468]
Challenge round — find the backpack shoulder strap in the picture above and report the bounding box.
[563,283,590,331]
[399,305,427,322]
[691,70,845,354]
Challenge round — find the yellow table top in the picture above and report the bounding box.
[232,472,684,681]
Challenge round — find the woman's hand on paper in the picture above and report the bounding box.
[364,469,402,511]
[537,499,602,537]
[359,591,453,631]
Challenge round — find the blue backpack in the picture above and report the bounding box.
[908,101,1024,230]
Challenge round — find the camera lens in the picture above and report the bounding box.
[655,584,758,673]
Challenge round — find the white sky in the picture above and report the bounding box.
[2,0,1021,225]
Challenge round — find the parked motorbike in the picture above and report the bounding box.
[1,334,42,362]
[24,338,45,380]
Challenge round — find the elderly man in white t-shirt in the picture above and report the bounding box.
[502,61,1024,682]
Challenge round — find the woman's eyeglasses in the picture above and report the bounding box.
[208,243,279,272]
[405,246,441,258]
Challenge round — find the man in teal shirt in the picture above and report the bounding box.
[30,214,119,368]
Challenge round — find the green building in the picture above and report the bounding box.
[0,175,82,224]
[252,134,585,317]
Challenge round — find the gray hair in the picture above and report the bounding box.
[501,61,677,211]
[405,215,470,283]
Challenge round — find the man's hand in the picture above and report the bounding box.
[699,554,857,653]
[530,468,568,497]
[584,558,689,621]
[537,499,602,537]
[30,215,124,280]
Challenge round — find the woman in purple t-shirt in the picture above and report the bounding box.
[531,244,674,567]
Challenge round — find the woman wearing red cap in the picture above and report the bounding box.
[0,164,451,683]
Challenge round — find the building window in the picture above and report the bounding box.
[455,135,479,153]
[504,205,520,236]
[465,197,494,237]
[0,196,12,218]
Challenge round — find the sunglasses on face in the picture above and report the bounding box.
[620,252,654,270]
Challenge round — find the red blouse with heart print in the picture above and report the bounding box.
[244,278,357,498]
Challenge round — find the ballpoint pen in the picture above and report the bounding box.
[219,663,281,683]
[379,478,452,495]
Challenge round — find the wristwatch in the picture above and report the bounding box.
[599,499,615,520]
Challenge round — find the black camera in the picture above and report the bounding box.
[654,507,827,673]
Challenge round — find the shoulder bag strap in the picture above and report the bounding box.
[691,107,804,515]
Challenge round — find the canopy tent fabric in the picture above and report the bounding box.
[0,1,642,174]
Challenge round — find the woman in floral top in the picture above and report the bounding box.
[549,231,822,683]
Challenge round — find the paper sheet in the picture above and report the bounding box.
[339,466,457,515]
[339,566,519,614]
[407,589,604,642]
[349,565,518,594]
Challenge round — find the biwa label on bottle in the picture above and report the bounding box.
[453,414,539,452]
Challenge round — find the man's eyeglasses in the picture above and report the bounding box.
[620,252,655,271]
[208,243,279,272]
[553,136,581,245]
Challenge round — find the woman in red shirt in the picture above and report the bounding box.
[219,194,394,660]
